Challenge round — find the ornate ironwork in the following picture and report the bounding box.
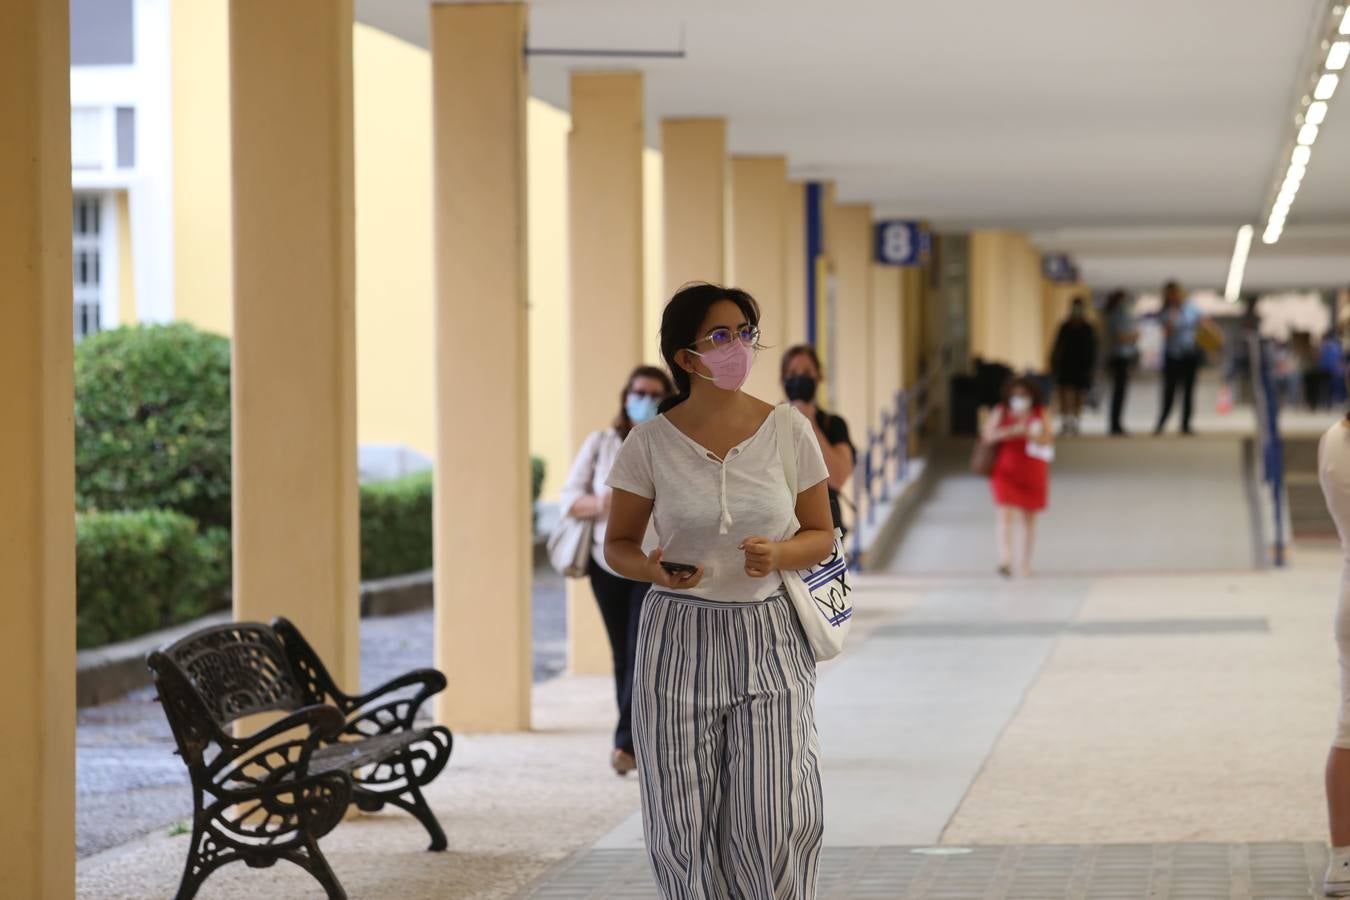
[148,618,455,899]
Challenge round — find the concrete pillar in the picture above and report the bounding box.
[784,181,808,347]
[730,155,789,402]
[969,230,1046,371]
[662,118,726,294]
[0,3,74,894]
[832,203,874,452]
[567,71,645,675]
[229,0,359,689]
[430,3,532,729]
[871,264,903,429]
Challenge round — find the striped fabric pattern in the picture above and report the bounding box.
[632,590,824,899]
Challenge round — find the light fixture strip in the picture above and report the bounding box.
[1261,1,1348,244]
[1225,225,1255,302]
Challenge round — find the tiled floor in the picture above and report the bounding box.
[525,843,1327,899]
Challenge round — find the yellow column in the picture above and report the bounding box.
[969,230,1046,370]
[871,264,903,427]
[230,0,359,689]
[0,0,75,895]
[430,4,531,729]
[730,156,789,402]
[568,71,645,675]
[784,181,807,347]
[832,204,874,446]
[662,118,726,293]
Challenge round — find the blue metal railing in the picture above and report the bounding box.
[1248,334,1286,566]
[850,372,936,568]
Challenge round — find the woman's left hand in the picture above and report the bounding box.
[740,536,780,578]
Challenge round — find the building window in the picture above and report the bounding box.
[73,194,104,340]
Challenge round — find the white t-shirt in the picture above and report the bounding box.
[1320,420,1350,562]
[606,405,830,603]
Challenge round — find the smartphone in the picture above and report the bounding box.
[659,561,698,577]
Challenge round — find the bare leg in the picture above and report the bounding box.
[1020,510,1037,577]
[996,506,1014,574]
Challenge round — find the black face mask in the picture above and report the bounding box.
[784,374,818,403]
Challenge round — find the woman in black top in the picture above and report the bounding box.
[781,345,857,533]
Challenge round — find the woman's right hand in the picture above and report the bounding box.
[644,547,704,590]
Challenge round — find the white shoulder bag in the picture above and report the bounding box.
[547,438,598,578]
[773,404,853,662]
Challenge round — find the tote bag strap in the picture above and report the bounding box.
[774,403,798,496]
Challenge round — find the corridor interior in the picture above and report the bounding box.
[76,383,1347,898]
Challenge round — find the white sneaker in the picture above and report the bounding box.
[1326,854,1350,897]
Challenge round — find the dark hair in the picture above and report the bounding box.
[1104,289,1128,313]
[1001,374,1043,408]
[1163,280,1182,302]
[1071,296,1086,309]
[613,365,673,438]
[780,344,823,382]
[658,282,761,413]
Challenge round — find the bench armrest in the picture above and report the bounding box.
[351,668,447,708]
[342,669,447,737]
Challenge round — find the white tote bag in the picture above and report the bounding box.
[547,441,598,578]
[773,404,853,661]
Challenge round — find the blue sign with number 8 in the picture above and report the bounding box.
[874,220,921,266]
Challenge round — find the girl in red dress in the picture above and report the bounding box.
[981,376,1052,577]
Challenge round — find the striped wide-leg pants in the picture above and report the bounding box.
[632,590,824,899]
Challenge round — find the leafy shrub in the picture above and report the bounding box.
[360,471,434,581]
[74,324,232,531]
[75,509,227,648]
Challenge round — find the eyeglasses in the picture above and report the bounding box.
[693,325,760,351]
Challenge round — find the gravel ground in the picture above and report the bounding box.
[75,566,567,858]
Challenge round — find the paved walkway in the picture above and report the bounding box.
[75,430,1349,898]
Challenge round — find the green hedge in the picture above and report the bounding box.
[358,458,545,582]
[360,471,434,581]
[76,509,229,649]
[74,324,232,531]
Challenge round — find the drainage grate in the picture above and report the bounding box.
[871,617,1270,639]
[524,843,1321,898]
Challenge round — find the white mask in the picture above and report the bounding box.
[1009,395,1032,414]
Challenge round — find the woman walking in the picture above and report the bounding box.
[1318,395,1350,896]
[604,282,834,898]
[1102,290,1139,436]
[558,365,673,775]
[780,345,856,534]
[983,376,1052,577]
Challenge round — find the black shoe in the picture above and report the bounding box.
[997,564,1013,579]
[1110,428,1129,437]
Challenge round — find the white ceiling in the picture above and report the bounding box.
[359,0,1350,290]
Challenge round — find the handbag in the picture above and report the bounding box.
[547,438,599,578]
[773,404,853,662]
[971,439,996,476]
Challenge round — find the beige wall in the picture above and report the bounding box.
[353,24,434,456]
[969,230,1046,371]
[831,203,873,442]
[170,0,233,336]
[643,147,665,365]
[871,265,903,427]
[784,181,807,347]
[661,118,724,296]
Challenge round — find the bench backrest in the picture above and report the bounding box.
[154,621,304,730]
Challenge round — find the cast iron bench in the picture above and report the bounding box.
[147,617,454,899]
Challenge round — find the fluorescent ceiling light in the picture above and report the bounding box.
[1306,100,1329,125]
[1298,122,1321,145]
[1263,230,1281,246]
[1292,145,1312,166]
[1225,225,1254,303]
[1287,161,1307,181]
[1315,73,1340,100]
[1330,41,1350,70]
[1343,7,1350,34]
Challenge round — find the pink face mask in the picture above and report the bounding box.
[690,341,754,392]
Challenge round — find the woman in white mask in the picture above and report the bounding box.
[981,375,1053,577]
[605,283,835,898]
[558,364,672,775]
